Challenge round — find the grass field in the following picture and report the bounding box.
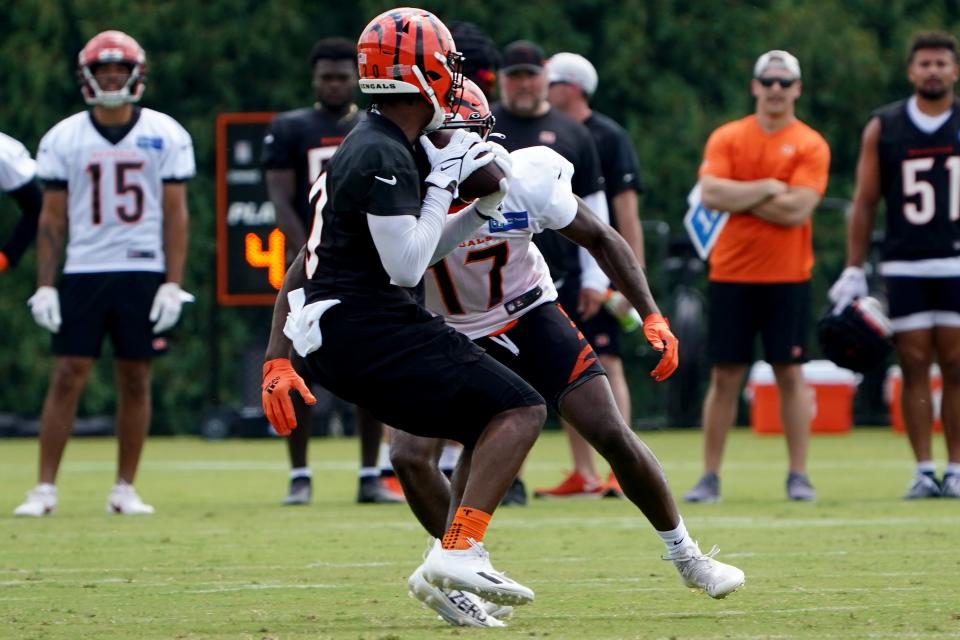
[1,428,958,640]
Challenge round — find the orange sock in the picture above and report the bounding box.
[441,506,492,550]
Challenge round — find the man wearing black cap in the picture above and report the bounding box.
[449,21,500,98]
[492,40,610,505]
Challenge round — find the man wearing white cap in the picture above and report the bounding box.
[539,52,646,498]
[684,49,830,503]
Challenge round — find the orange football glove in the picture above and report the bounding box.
[0,251,8,272]
[643,313,679,382]
[262,358,316,436]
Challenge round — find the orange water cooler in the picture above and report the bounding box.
[746,360,858,435]
[884,365,942,433]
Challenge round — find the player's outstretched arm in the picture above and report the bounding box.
[559,195,678,381]
[559,196,657,318]
[262,247,316,435]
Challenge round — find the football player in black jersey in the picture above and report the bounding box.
[542,51,647,499]
[830,31,960,499]
[262,37,400,506]
[261,7,544,606]
[490,39,610,505]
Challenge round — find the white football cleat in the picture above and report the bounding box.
[106,483,155,515]
[13,484,57,517]
[408,564,508,627]
[421,538,534,606]
[669,543,745,599]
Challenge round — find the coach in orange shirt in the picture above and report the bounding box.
[683,50,830,503]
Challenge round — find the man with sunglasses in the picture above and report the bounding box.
[262,37,401,506]
[684,50,830,503]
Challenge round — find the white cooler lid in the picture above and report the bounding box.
[748,360,858,385]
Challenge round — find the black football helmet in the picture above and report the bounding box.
[817,296,892,373]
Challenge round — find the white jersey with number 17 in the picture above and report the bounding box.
[37,108,195,274]
[425,145,579,339]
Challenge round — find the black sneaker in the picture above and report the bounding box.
[282,476,312,506]
[356,477,404,504]
[499,477,527,507]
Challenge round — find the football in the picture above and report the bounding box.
[425,129,505,200]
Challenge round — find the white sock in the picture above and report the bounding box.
[37,482,56,493]
[438,443,462,473]
[916,461,936,477]
[945,463,960,477]
[358,466,379,479]
[657,518,696,557]
[377,442,393,472]
[290,467,312,480]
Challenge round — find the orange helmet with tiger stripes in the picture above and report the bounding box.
[441,78,495,139]
[356,7,464,131]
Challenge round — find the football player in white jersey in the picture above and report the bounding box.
[14,30,195,517]
[393,80,745,627]
[0,131,42,272]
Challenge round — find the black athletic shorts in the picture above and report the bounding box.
[300,299,544,447]
[53,272,167,359]
[556,279,621,356]
[886,276,960,330]
[475,302,606,413]
[707,281,810,365]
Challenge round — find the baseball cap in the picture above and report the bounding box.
[546,52,598,96]
[753,50,801,79]
[501,40,545,74]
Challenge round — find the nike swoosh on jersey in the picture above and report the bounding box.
[375,175,398,185]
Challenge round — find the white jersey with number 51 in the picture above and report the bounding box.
[425,145,578,338]
[37,108,195,274]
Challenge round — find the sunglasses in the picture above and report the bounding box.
[756,76,797,88]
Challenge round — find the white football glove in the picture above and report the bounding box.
[486,141,513,180]
[27,286,61,333]
[475,178,510,225]
[420,129,494,194]
[828,266,868,315]
[149,282,195,334]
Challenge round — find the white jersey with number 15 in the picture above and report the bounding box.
[37,108,195,274]
[425,145,579,339]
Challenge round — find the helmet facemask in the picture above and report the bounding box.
[80,62,144,107]
[440,77,494,138]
